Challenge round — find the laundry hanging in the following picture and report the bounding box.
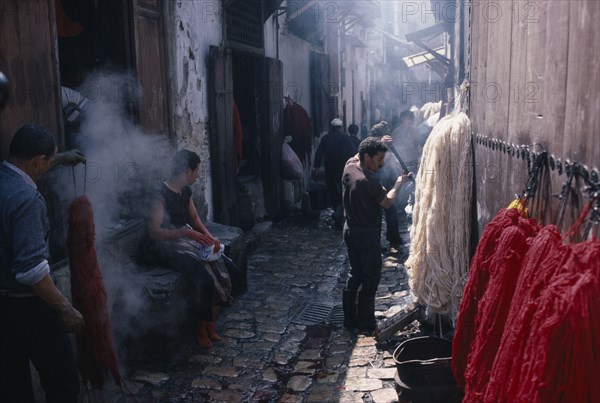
[406,112,473,318]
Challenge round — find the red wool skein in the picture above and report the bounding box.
[504,240,600,402]
[462,217,539,402]
[452,208,523,388]
[484,225,569,401]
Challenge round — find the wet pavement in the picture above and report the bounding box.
[107,210,421,403]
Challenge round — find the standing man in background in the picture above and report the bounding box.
[0,124,86,402]
[313,118,355,229]
[341,137,412,332]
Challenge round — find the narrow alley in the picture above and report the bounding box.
[107,211,420,403]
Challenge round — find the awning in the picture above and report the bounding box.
[405,22,451,66]
[403,46,447,67]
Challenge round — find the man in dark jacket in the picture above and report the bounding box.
[313,118,355,228]
[0,124,86,402]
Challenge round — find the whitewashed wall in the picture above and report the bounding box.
[265,10,314,123]
[165,0,223,220]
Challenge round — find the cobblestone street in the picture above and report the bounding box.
[113,211,417,402]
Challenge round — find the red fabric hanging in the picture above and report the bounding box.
[283,102,313,165]
[452,208,522,387]
[68,195,122,388]
[462,217,539,402]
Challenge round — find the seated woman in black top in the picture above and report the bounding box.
[147,149,239,348]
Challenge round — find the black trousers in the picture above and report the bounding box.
[0,297,79,403]
[343,225,382,328]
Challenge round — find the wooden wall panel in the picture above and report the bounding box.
[0,0,62,159]
[563,0,600,165]
[470,0,599,233]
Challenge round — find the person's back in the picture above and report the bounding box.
[348,123,361,153]
[391,110,422,167]
[318,130,354,181]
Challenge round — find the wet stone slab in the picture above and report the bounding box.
[306,384,335,402]
[191,377,222,390]
[287,375,312,392]
[233,356,265,369]
[278,394,304,403]
[188,354,223,365]
[344,378,384,392]
[201,366,239,378]
[325,354,345,369]
[371,388,400,403]
[262,332,284,342]
[367,368,397,380]
[261,367,278,382]
[299,349,322,360]
[223,329,256,339]
[256,322,287,334]
[345,366,368,378]
[293,360,318,374]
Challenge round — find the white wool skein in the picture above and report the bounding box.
[406,112,473,319]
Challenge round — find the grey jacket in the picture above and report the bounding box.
[0,161,51,292]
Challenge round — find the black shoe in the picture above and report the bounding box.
[357,322,377,336]
[343,319,358,329]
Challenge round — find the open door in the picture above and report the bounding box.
[0,0,63,158]
[131,0,170,136]
[257,56,283,220]
[209,46,238,225]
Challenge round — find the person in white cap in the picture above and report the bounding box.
[313,118,355,228]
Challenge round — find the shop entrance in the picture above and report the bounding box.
[209,47,283,227]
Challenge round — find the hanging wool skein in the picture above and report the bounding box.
[68,192,122,389]
[514,240,600,402]
[406,112,473,318]
[462,215,539,402]
[452,208,534,388]
[484,225,569,400]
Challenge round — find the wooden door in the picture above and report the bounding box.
[310,52,332,138]
[257,56,283,220]
[209,46,238,225]
[131,0,170,136]
[0,0,62,159]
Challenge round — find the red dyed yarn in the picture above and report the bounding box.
[484,225,568,401]
[462,217,539,402]
[503,240,600,402]
[68,195,122,388]
[452,208,522,387]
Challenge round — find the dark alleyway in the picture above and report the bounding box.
[103,210,421,403]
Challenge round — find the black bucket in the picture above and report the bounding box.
[393,336,463,402]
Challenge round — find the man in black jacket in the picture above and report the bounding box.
[313,118,355,228]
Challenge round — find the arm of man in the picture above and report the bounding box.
[51,149,86,168]
[188,198,221,252]
[31,275,83,332]
[11,195,83,331]
[147,199,214,245]
[378,173,413,209]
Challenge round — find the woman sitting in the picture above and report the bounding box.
[147,149,240,348]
